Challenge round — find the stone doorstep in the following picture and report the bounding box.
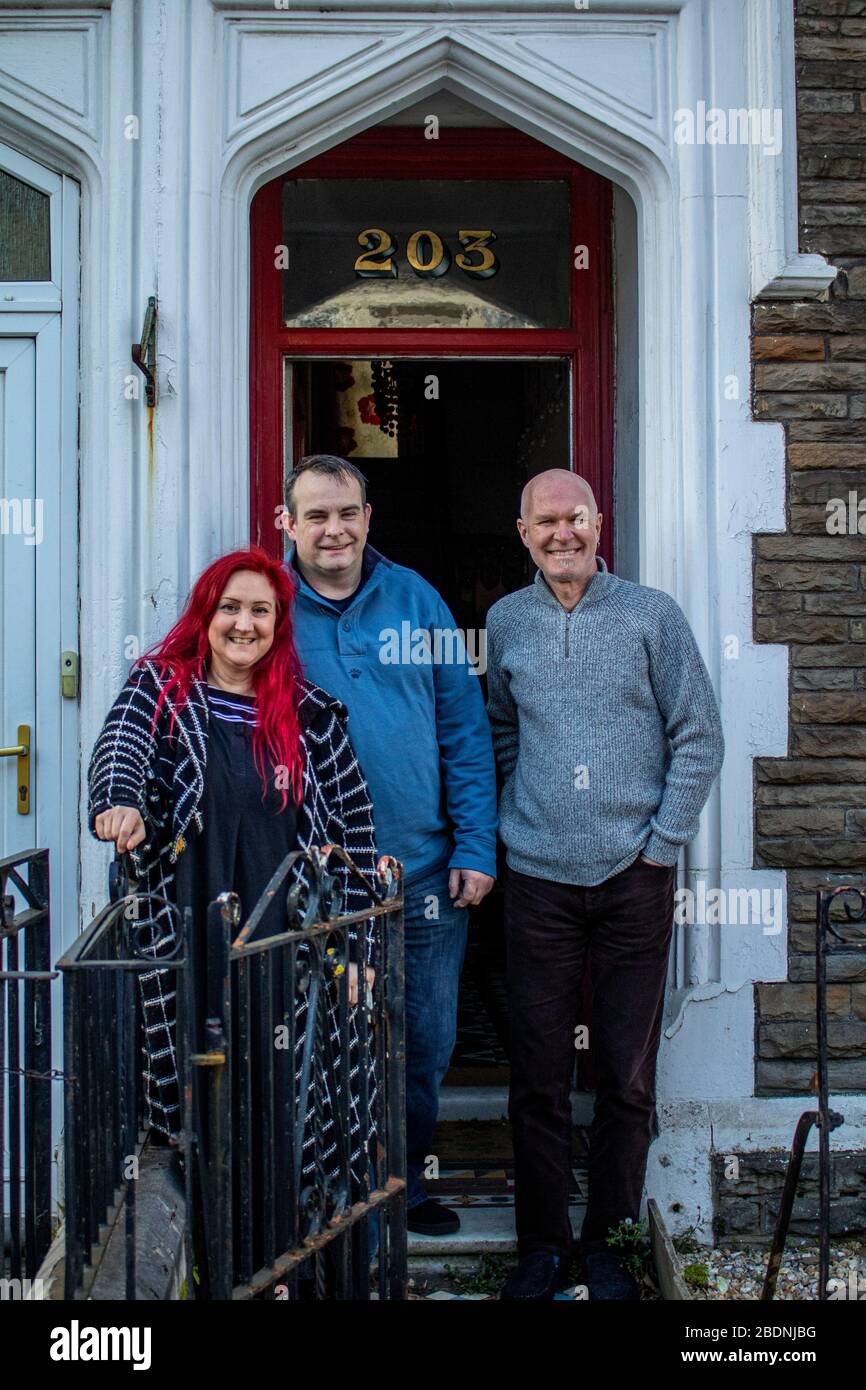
[36,1100,594,1293]
[407,1199,585,1260]
[86,1147,187,1300]
[438,1086,595,1124]
[34,1143,187,1301]
[412,1204,673,1298]
[416,1097,591,1265]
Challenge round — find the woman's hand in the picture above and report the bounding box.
[347,963,376,1007]
[94,805,147,854]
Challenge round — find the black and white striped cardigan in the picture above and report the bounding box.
[87,659,380,1184]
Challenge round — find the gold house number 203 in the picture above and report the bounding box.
[354,228,500,280]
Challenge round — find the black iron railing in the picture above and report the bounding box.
[0,848,55,1292]
[57,862,194,1299]
[762,883,866,1301]
[59,843,406,1301]
[192,845,406,1300]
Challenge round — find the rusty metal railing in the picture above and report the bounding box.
[761,883,866,1301]
[57,859,194,1299]
[192,846,406,1300]
[57,843,405,1300]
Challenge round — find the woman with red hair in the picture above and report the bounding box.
[87,547,379,1213]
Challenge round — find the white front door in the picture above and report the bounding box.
[0,140,79,1229]
[0,140,79,955]
[0,334,39,857]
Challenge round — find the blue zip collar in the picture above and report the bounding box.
[285,542,389,616]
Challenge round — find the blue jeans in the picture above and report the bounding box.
[403,862,469,1209]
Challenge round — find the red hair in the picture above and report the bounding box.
[138,548,304,807]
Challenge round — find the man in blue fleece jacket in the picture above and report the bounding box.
[284,454,498,1236]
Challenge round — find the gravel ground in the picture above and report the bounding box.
[405,1238,866,1300]
[683,1238,866,1300]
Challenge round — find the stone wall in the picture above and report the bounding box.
[752,0,866,1098]
[713,1150,866,1242]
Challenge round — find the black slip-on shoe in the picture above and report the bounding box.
[406,1198,461,1236]
[500,1252,565,1301]
[584,1251,640,1301]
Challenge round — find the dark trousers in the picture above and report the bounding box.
[505,857,675,1260]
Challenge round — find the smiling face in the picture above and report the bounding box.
[517,470,603,599]
[206,569,277,685]
[285,469,371,596]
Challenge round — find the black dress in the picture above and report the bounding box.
[176,684,298,946]
[89,662,380,1190]
[174,686,299,1038]
[174,685,303,1277]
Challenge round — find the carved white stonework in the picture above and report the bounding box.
[0,0,852,1239]
[0,14,103,147]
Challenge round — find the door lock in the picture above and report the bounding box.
[0,725,31,814]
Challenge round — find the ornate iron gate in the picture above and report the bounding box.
[59,843,405,1300]
[192,845,406,1300]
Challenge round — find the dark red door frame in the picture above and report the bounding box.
[250,128,613,559]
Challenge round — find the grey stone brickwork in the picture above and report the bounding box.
[713,1150,866,1242]
[752,0,866,1098]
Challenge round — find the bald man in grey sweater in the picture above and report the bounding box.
[487,470,724,1302]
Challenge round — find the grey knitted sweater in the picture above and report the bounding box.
[485,557,724,886]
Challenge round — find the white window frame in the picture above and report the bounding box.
[0,141,63,312]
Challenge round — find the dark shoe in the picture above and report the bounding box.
[500,1251,565,1301]
[406,1199,460,1236]
[584,1251,640,1301]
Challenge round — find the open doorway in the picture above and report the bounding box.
[251,123,616,1102]
[287,355,594,1087]
[288,357,570,620]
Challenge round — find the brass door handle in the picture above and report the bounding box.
[0,725,31,814]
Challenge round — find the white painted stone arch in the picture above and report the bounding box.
[2,0,853,1237]
[204,6,828,1104]
[218,30,677,593]
[212,22,698,1007]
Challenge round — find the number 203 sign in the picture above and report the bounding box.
[354,228,499,280]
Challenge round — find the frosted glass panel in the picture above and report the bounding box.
[0,170,50,281]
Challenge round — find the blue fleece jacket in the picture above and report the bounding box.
[286,545,498,885]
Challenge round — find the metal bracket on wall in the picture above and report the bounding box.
[132,296,157,406]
